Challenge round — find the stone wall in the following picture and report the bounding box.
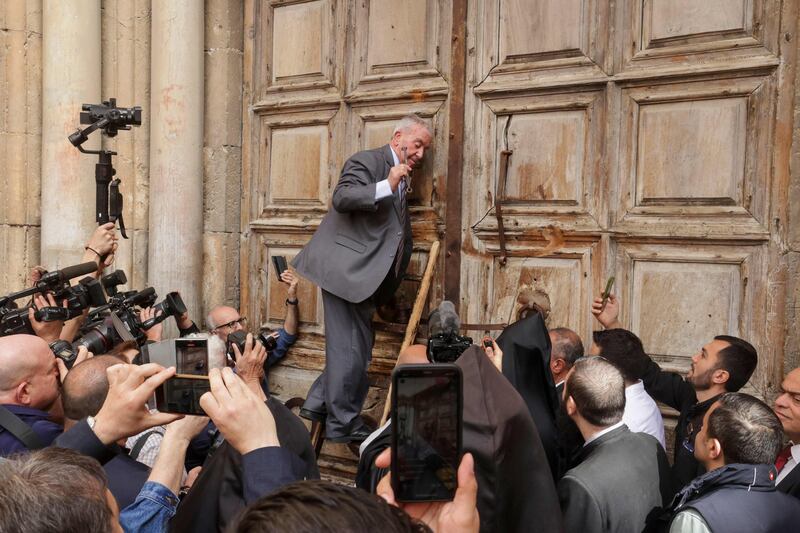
[0,0,244,329]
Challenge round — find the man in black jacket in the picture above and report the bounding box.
[657,393,800,533]
[558,357,671,533]
[592,295,758,494]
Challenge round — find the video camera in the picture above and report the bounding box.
[76,279,187,357]
[426,301,473,363]
[0,261,106,337]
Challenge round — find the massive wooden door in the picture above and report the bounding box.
[243,1,799,475]
[242,0,454,478]
[459,0,798,455]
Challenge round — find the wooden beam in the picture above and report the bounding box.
[444,0,468,305]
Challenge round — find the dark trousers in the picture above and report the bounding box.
[303,289,375,438]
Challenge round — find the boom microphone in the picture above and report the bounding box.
[39,261,98,286]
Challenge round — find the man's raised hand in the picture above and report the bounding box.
[375,448,480,533]
[387,164,411,192]
[199,367,279,455]
[591,293,622,330]
[91,363,182,445]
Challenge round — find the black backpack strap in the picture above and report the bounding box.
[0,405,44,450]
[129,429,160,461]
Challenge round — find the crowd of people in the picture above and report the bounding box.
[2,117,800,533]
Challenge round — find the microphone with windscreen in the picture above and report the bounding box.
[426,300,473,363]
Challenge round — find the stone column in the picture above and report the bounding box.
[148,1,204,330]
[0,1,43,294]
[40,0,101,268]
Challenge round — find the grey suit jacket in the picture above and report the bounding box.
[558,425,671,533]
[292,144,412,304]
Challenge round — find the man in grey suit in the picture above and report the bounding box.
[558,357,671,533]
[292,115,433,443]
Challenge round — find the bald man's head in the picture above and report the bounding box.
[62,355,126,420]
[207,306,245,341]
[0,335,60,410]
[398,344,429,365]
[549,328,584,383]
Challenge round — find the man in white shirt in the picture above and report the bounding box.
[773,366,800,499]
[589,328,666,449]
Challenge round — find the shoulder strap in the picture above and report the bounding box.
[0,405,44,450]
[129,430,159,460]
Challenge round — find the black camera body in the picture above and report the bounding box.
[427,332,473,363]
[79,99,142,137]
[226,329,277,362]
[0,270,107,337]
[78,287,186,355]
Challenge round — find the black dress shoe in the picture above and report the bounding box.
[299,407,327,422]
[328,426,372,444]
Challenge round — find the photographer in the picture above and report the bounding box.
[0,334,62,456]
[179,270,299,384]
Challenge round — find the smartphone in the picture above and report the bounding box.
[601,276,615,307]
[391,364,463,502]
[153,338,211,415]
[272,256,288,279]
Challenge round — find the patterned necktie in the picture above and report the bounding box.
[776,446,793,472]
[394,179,407,276]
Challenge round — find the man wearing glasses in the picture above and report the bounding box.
[181,270,300,372]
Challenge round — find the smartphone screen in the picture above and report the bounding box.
[272,256,288,278]
[391,364,462,502]
[155,374,209,415]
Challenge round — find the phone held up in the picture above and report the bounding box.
[147,337,214,416]
[391,363,463,502]
[601,276,615,308]
[272,255,288,279]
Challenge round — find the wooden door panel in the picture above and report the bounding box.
[349,0,449,96]
[253,108,340,220]
[500,0,585,59]
[472,0,609,91]
[252,237,323,331]
[487,244,596,340]
[466,88,607,243]
[618,0,780,74]
[256,0,338,99]
[615,241,766,380]
[615,75,774,237]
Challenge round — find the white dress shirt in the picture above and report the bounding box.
[374,147,400,200]
[583,420,625,447]
[623,380,666,449]
[776,443,800,485]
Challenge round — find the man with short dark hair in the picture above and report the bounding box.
[660,393,800,533]
[61,354,151,507]
[549,327,583,399]
[0,334,62,455]
[558,357,670,533]
[593,295,758,494]
[590,328,665,448]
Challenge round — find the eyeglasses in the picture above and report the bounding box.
[211,316,247,332]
